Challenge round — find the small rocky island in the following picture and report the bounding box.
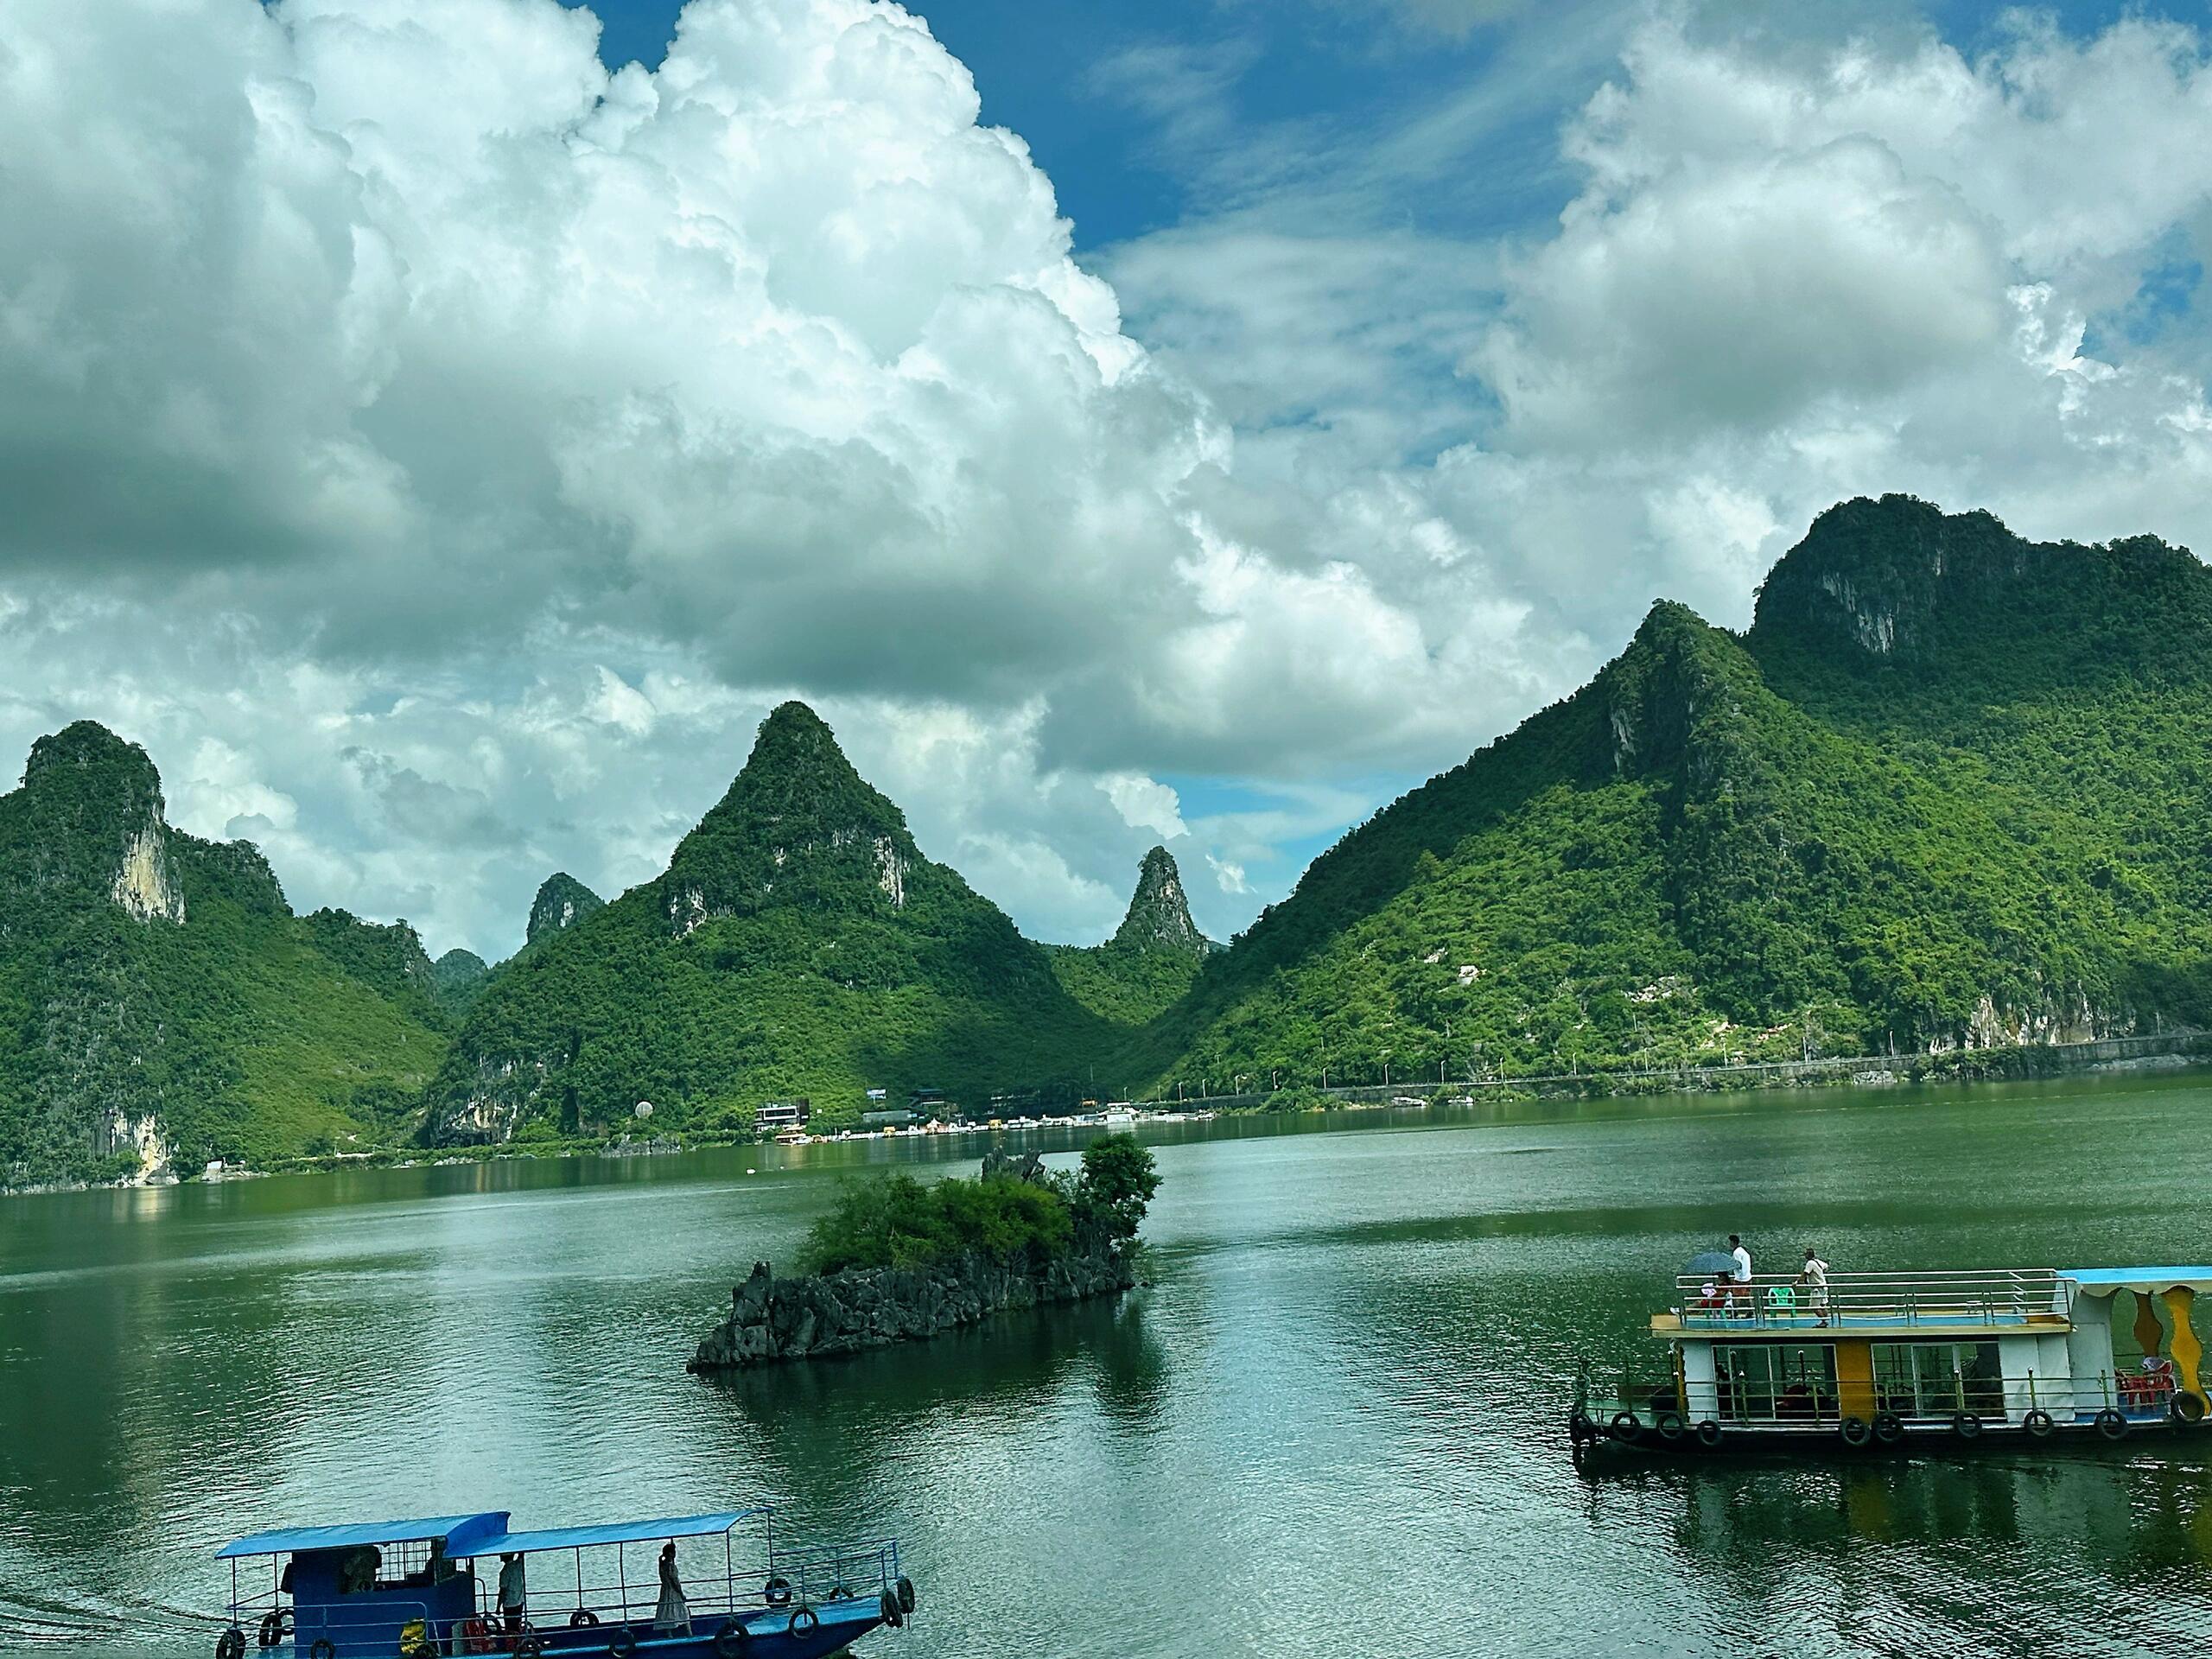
[690,1136,1159,1370]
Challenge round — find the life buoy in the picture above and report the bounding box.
[2095,1407,2128,1440]
[880,1590,904,1630]
[1609,1410,1643,1445]
[1872,1411,1906,1446]
[607,1628,639,1659]
[569,1610,601,1628]
[2023,1408,2056,1440]
[789,1607,819,1637]
[1656,1410,1687,1443]
[215,1628,246,1659]
[763,1577,793,1608]
[713,1620,750,1656]
[2172,1389,2208,1426]
[895,1576,916,1615]
[1952,1412,1983,1440]
[1839,1416,1872,1447]
[1694,1419,1723,1448]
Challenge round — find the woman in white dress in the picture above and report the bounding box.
[653,1541,691,1636]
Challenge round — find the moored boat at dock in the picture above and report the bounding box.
[211,1506,914,1659]
[1573,1266,2212,1459]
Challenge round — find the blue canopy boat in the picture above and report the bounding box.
[210,1506,914,1659]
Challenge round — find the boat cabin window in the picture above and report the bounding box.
[1714,1344,1837,1423]
[1871,1341,2003,1418]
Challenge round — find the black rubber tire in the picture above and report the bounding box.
[570,1609,601,1628]
[607,1629,639,1659]
[309,1642,335,1659]
[2095,1407,2129,1440]
[1839,1416,1873,1448]
[1872,1411,1906,1446]
[517,1637,544,1658]
[714,1621,749,1656]
[790,1606,820,1637]
[1952,1412,1983,1440]
[1694,1419,1723,1447]
[2172,1390,2208,1426]
[1655,1410,1687,1442]
[880,1590,904,1630]
[1609,1410,1643,1445]
[2024,1408,2056,1439]
[896,1575,916,1614]
[828,1586,854,1601]
[1567,1408,1596,1446]
[257,1609,288,1649]
[763,1577,793,1608]
[216,1629,246,1659]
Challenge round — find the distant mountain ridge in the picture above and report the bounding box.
[13,493,2212,1183]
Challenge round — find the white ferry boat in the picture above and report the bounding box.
[1573,1265,2210,1456]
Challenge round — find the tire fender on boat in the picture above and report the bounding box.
[789,1606,820,1637]
[1655,1411,1686,1443]
[569,1610,600,1628]
[763,1577,793,1608]
[2024,1408,2056,1440]
[1694,1420,1723,1448]
[880,1590,904,1630]
[308,1641,335,1659]
[606,1628,639,1658]
[1609,1410,1643,1445]
[1872,1411,1906,1446]
[1839,1416,1873,1448]
[2095,1407,2129,1440]
[896,1575,917,1615]
[714,1621,750,1656]
[2172,1390,2208,1426]
[1951,1412,1983,1440]
[215,1628,246,1659]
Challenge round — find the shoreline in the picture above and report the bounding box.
[9,1030,2208,1198]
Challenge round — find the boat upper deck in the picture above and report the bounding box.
[1655,1268,2073,1342]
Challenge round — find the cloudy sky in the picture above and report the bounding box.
[3,0,2209,960]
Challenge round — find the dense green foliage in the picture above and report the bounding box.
[1146,497,2212,1089]
[798,1134,1158,1274]
[427,704,1170,1139]
[1045,848,1215,1027]
[0,725,448,1185]
[432,949,493,1015]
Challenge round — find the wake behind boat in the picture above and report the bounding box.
[211,1507,914,1659]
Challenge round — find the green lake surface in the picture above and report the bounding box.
[6,1074,2212,1656]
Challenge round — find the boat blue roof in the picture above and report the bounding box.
[218,1513,509,1560]
[465,1512,765,1557]
[2065,1267,2212,1288]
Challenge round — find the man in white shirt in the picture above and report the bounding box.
[1728,1234,1752,1315]
[498,1553,527,1640]
[1799,1248,1831,1326]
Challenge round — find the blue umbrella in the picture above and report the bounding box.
[1681,1250,1738,1278]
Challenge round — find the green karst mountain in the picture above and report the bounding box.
[0,724,449,1185]
[13,494,2212,1185]
[1047,847,1217,1026]
[1146,496,2212,1087]
[424,702,1135,1141]
[526,872,603,946]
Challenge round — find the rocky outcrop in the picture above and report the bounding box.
[526,873,604,946]
[688,1245,1137,1371]
[1111,846,1213,955]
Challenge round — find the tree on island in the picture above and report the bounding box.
[798,1134,1160,1276]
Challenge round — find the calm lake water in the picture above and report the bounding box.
[7,1075,2212,1657]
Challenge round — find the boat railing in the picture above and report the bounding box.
[1593,1363,2173,1430]
[1671,1268,2070,1331]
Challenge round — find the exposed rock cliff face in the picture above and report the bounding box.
[1111,846,1214,955]
[688,1246,1138,1371]
[526,873,604,946]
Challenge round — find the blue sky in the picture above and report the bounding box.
[9,0,2212,957]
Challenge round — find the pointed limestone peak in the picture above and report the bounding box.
[1111,846,1211,955]
[527,872,605,945]
[664,702,921,935]
[16,721,184,922]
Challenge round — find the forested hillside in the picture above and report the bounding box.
[1143,497,2212,1087]
[0,724,449,1185]
[1046,847,1217,1026]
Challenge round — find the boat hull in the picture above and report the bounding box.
[1571,1416,2205,1470]
[276,1603,892,1659]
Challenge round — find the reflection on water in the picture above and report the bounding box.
[6,1074,2212,1655]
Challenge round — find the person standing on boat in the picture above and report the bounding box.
[1799,1248,1831,1326]
[498,1552,527,1641]
[654,1542,691,1637]
[1728,1235,1753,1315]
